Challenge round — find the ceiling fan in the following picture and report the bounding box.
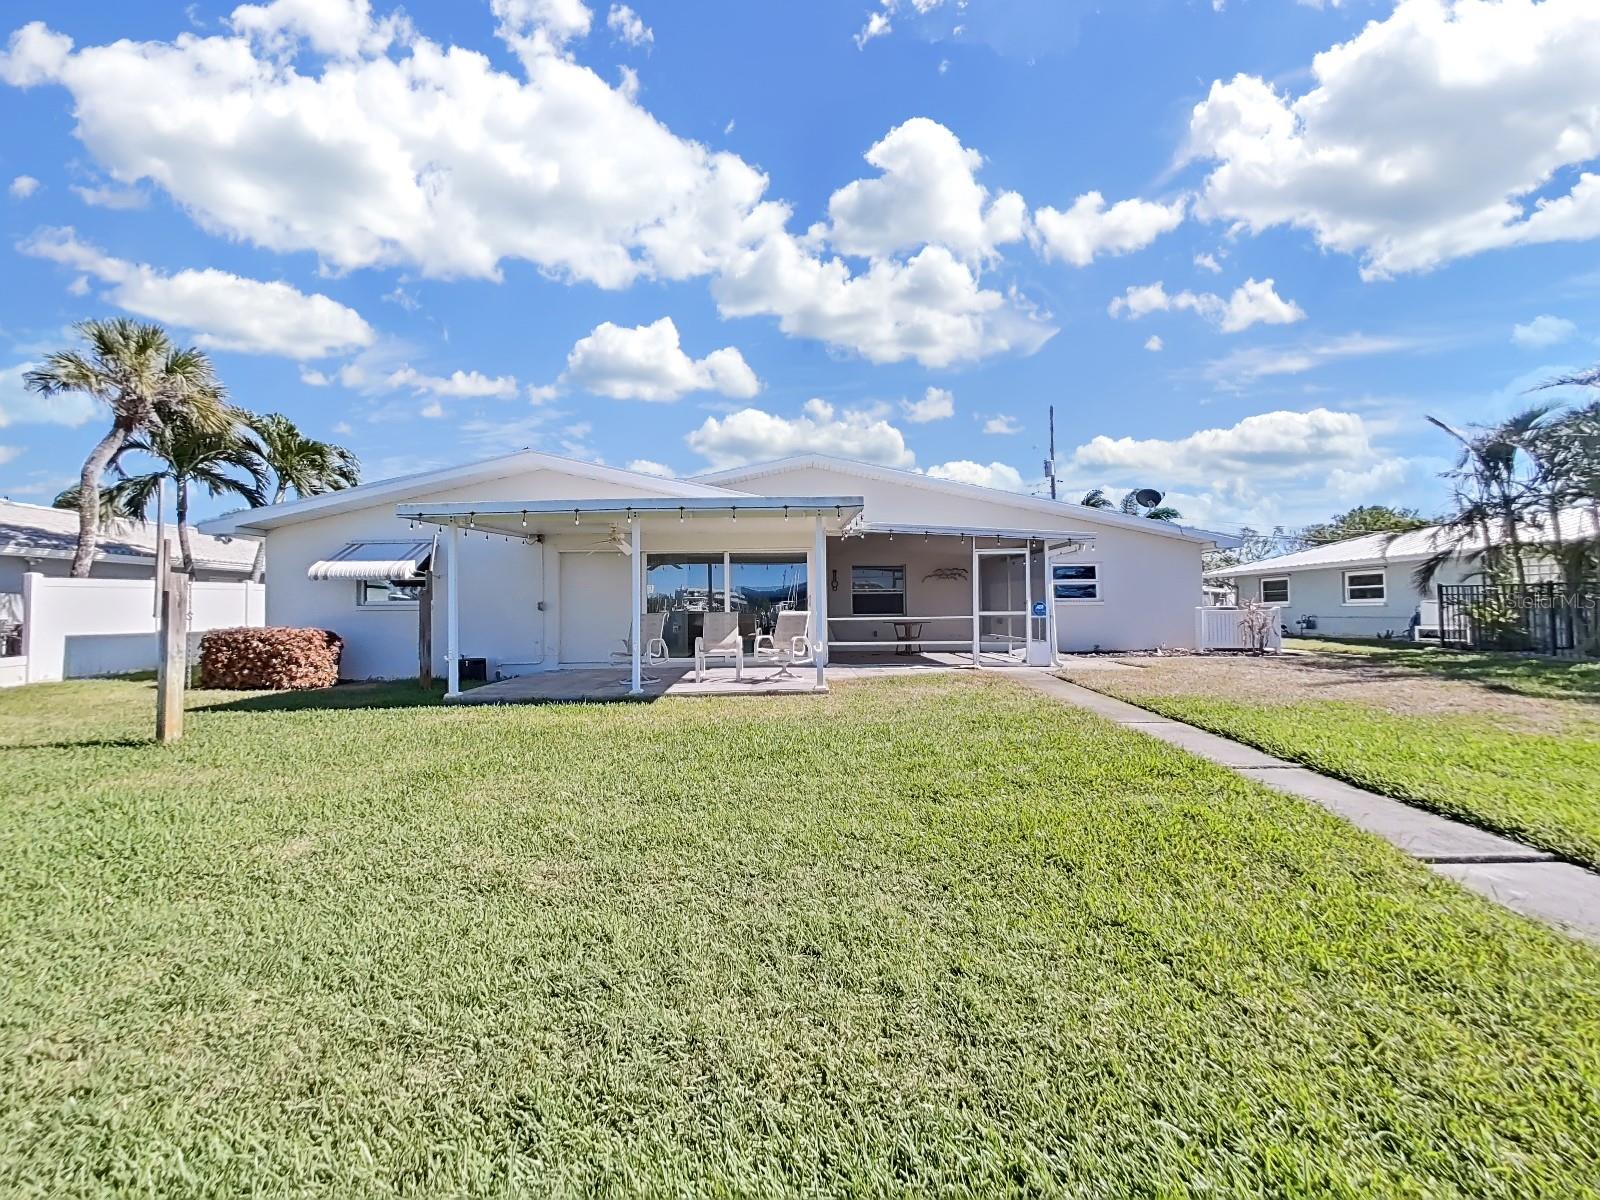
[578,523,633,555]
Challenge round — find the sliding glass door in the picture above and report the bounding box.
[645,552,808,657]
[729,554,807,647]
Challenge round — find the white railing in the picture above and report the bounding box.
[1195,605,1282,652]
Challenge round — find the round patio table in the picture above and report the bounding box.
[893,620,925,656]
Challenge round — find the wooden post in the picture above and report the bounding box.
[418,571,434,690]
[155,567,189,744]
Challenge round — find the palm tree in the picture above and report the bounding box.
[1119,489,1183,522]
[79,410,267,574]
[1078,488,1113,509]
[245,413,361,580]
[1424,406,1553,587]
[24,319,229,576]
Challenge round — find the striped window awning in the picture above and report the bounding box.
[307,540,433,581]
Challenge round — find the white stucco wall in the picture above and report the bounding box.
[732,465,1207,652]
[18,572,264,683]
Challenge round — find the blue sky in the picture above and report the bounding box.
[2,0,1597,530]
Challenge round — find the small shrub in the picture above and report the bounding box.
[200,627,343,690]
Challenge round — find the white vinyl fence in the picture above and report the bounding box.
[11,572,264,685]
[1195,605,1282,652]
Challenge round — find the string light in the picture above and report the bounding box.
[520,511,527,528]
[679,506,685,522]
[574,509,580,526]
[783,505,789,521]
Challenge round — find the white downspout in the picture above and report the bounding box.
[446,521,461,698]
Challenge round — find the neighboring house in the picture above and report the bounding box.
[1207,509,1599,640]
[0,498,258,590]
[199,449,1225,689]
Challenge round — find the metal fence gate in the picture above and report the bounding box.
[1437,582,1600,658]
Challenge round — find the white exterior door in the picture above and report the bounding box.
[559,552,631,664]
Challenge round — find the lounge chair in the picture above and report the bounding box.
[752,610,813,679]
[611,611,669,684]
[694,611,743,682]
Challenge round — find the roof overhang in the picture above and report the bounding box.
[851,521,1097,546]
[398,495,865,539]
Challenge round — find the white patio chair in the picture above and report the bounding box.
[752,610,814,680]
[694,611,743,682]
[610,611,669,684]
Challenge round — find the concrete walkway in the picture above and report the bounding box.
[1016,674,1600,944]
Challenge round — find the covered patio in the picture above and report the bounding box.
[396,496,1100,702]
[400,496,862,698]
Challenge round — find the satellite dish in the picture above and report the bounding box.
[1134,488,1164,509]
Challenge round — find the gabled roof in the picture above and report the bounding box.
[692,454,1222,544]
[199,448,751,535]
[1208,507,1600,578]
[0,498,257,573]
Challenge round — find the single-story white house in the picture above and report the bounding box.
[199,450,1224,695]
[1207,509,1599,640]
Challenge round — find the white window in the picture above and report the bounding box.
[1260,576,1290,605]
[1052,562,1100,603]
[1343,570,1386,605]
[357,579,424,608]
[852,565,906,616]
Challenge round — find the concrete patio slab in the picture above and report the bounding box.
[1013,672,1600,943]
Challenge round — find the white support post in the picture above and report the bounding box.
[813,515,829,668]
[970,537,981,667]
[812,514,827,690]
[630,519,643,695]
[1024,539,1034,663]
[445,521,461,698]
[722,550,731,615]
[1046,547,1059,664]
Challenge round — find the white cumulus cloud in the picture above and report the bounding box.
[686,398,914,469]
[1184,0,1600,277]
[1071,407,1397,491]
[926,460,1025,491]
[1511,314,1577,349]
[714,235,1054,367]
[0,8,1069,369]
[556,317,759,402]
[901,386,954,423]
[626,458,675,477]
[8,174,38,199]
[823,118,1026,264]
[19,226,374,359]
[386,366,520,399]
[1108,277,1305,333]
[1032,191,1186,267]
[606,4,651,46]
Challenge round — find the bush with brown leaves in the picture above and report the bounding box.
[199,627,343,690]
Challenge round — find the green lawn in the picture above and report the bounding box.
[1063,646,1600,870]
[1285,638,1600,701]
[3,675,1599,1196]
